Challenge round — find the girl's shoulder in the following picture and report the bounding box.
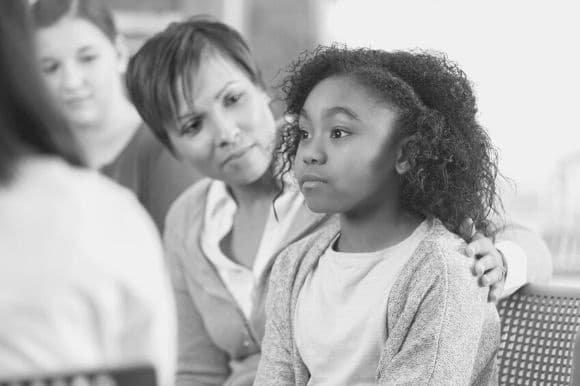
[408,219,474,285]
[270,218,340,284]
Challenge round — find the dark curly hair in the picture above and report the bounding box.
[274,45,501,238]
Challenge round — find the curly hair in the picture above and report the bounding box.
[274,45,501,238]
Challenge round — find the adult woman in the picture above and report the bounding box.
[0,1,175,383]
[30,0,200,230]
[125,17,550,385]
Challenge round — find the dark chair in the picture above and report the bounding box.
[571,330,580,386]
[0,363,156,386]
[497,284,580,385]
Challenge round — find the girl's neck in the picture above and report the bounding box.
[337,199,423,253]
[227,172,280,210]
[75,97,142,169]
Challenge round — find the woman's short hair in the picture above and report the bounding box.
[126,17,266,151]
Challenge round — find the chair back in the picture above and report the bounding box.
[497,284,580,385]
[0,364,156,386]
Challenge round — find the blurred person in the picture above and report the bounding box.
[0,1,175,383]
[30,0,200,231]
[125,17,550,385]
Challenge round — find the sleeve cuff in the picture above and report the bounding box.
[497,240,528,298]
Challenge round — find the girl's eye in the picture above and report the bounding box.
[330,127,350,139]
[297,128,310,141]
[180,118,202,137]
[224,92,243,106]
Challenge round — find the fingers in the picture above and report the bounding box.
[480,267,504,287]
[488,282,505,303]
[473,253,499,276]
[465,235,494,259]
[459,217,476,240]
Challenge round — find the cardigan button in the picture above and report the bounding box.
[243,339,250,348]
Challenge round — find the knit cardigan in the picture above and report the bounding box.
[255,219,500,385]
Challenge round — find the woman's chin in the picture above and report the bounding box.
[64,110,101,130]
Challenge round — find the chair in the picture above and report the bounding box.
[497,284,580,385]
[571,330,580,386]
[0,363,156,386]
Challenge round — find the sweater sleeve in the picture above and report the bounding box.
[254,250,296,386]
[379,248,491,385]
[164,194,231,386]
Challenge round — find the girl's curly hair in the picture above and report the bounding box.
[274,45,501,238]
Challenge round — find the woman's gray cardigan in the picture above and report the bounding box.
[255,219,500,385]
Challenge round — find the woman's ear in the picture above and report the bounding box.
[113,35,130,74]
[395,135,416,175]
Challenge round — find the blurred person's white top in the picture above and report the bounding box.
[0,156,175,385]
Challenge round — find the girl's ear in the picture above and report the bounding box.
[395,135,416,175]
[113,35,130,74]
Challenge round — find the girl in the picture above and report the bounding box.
[30,0,200,230]
[256,46,501,385]
[126,18,544,385]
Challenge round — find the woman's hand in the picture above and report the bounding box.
[466,233,507,302]
[460,218,507,303]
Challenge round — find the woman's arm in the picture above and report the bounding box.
[468,222,553,300]
[164,220,231,385]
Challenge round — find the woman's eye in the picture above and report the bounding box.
[224,93,242,106]
[79,54,98,64]
[181,119,202,136]
[330,127,350,139]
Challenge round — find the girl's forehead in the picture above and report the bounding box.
[304,75,386,112]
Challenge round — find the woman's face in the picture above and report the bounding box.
[36,17,125,129]
[169,53,276,186]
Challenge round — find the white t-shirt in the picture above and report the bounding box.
[0,157,175,385]
[295,220,429,386]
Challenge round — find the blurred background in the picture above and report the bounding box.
[111,0,579,278]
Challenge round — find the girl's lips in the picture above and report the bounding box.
[299,174,328,189]
[301,180,326,189]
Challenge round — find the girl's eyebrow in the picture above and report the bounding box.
[323,106,360,121]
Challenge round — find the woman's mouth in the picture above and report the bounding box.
[221,145,255,166]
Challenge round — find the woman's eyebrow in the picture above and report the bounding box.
[177,111,201,125]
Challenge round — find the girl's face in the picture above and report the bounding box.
[295,75,404,214]
[36,17,125,129]
[169,53,276,186]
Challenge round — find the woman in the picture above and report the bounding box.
[125,17,550,385]
[30,0,200,231]
[0,1,175,383]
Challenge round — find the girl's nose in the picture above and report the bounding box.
[301,139,327,165]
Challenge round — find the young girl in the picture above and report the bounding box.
[255,47,501,385]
